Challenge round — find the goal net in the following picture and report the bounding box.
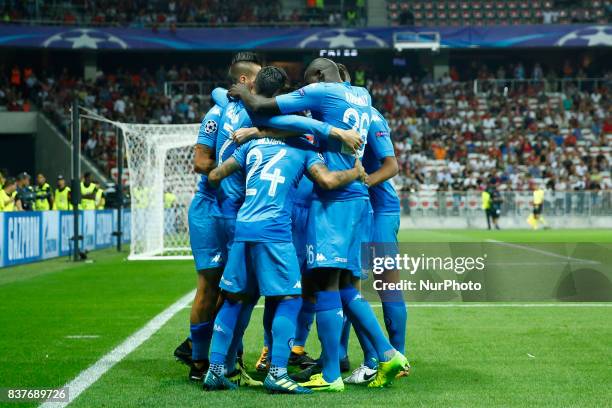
[80,106,201,260]
[119,123,200,260]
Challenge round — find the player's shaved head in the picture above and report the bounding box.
[228,52,262,85]
[255,66,288,98]
[337,63,351,83]
[304,58,342,85]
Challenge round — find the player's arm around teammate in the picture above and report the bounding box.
[232,123,363,154]
[209,145,365,191]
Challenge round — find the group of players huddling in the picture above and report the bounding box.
[173,52,409,394]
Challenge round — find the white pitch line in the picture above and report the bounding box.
[485,239,600,265]
[40,289,196,408]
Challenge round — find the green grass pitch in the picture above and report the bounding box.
[0,229,611,407]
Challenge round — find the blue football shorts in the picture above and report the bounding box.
[188,193,235,272]
[368,211,400,268]
[220,241,302,297]
[305,198,370,278]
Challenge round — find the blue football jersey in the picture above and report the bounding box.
[363,108,401,214]
[276,82,372,201]
[231,137,324,242]
[196,102,225,201]
[293,174,314,207]
[291,134,316,207]
[215,102,336,217]
[215,100,253,217]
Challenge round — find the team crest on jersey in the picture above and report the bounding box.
[376,130,389,137]
[204,120,218,134]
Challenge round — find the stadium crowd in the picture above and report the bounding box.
[370,69,612,195]
[1,0,365,27]
[1,61,610,194]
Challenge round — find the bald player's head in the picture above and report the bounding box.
[336,63,351,83]
[303,58,342,85]
[228,52,262,88]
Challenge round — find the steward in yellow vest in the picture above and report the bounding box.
[53,175,72,210]
[95,183,105,210]
[0,177,18,212]
[164,191,177,209]
[80,172,98,210]
[35,173,53,211]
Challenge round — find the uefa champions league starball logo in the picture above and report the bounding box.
[299,28,387,48]
[204,120,218,134]
[556,25,612,47]
[43,28,128,49]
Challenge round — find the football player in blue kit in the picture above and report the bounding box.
[229,58,409,391]
[203,66,366,394]
[173,79,237,381]
[335,64,409,385]
[252,148,319,373]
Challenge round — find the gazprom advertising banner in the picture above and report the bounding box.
[3,211,42,266]
[96,210,114,248]
[42,211,60,260]
[1,209,131,268]
[82,211,96,251]
[59,211,76,257]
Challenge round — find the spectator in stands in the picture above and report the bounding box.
[0,177,18,211]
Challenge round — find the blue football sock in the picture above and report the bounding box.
[225,301,255,370]
[339,285,395,362]
[263,298,279,352]
[190,321,212,362]
[315,290,343,383]
[294,299,315,347]
[270,365,287,377]
[339,316,351,360]
[381,296,407,354]
[270,297,302,369]
[209,299,241,367]
[351,318,378,368]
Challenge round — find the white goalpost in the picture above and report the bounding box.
[121,123,200,260]
[81,108,199,260]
